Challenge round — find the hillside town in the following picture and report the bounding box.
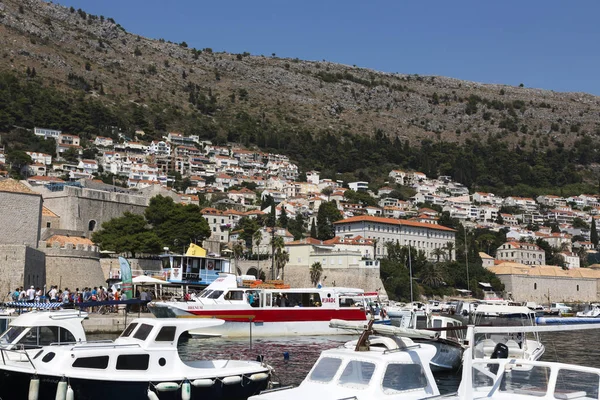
[1,127,600,304]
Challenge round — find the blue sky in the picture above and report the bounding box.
[56,1,600,95]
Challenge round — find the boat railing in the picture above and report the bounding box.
[0,346,35,369]
[66,342,142,351]
[48,339,114,347]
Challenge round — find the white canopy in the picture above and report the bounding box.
[133,275,167,284]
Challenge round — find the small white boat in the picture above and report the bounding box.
[447,324,600,400]
[249,320,440,400]
[332,315,466,372]
[471,305,545,362]
[0,317,272,400]
[576,303,600,318]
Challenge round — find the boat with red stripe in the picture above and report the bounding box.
[148,273,386,337]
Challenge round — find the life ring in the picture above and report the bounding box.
[207,261,214,270]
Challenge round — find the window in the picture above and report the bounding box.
[338,360,375,387]
[155,326,176,342]
[88,220,96,231]
[534,283,537,290]
[577,285,579,292]
[382,364,428,392]
[46,222,51,228]
[73,356,109,369]
[116,354,149,370]
[121,323,138,338]
[133,324,154,341]
[309,357,342,382]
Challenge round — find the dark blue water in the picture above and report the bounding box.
[91,329,600,394]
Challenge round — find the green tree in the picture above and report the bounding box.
[91,212,161,257]
[309,262,323,287]
[419,263,444,288]
[316,201,342,240]
[62,147,80,163]
[321,186,333,201]
[234,217,260,247]
[278,207,288,228]
[6,150,32,176]
[310,219,317,239]
[288,213,306,240]
[144,195,211,248]
[271,236,289,279]
[432,248,445,262]
[253,229,263,276]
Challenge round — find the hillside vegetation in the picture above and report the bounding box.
[1,0,600,195]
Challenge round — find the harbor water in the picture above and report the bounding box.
[90,328,600,395]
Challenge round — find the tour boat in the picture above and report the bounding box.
[447,323,600,400]
[148,273,373,337]
[249,319,440,400]
[0,317,271,400]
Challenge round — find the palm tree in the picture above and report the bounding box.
[271,236,285,279]
[309,262,323,287]
[275,249,290,280]
[253,229,262,277]
[321,187,333,202]
[232,241,245,275]
[444,241,454,261]
[419,264,444,288]
[432,248,445,262]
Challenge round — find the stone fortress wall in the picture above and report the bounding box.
[38,186,148,237]
[38,240,105,291]
[0,190,43,247]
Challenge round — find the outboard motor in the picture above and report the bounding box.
[491,343,509,359]
[489,343,509,374]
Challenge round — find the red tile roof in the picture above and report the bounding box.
[333,215,455,232]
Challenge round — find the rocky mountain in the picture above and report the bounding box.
[1,0,600,150]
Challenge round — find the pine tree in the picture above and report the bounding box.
[310,220,317,239]
[591,218,598,248]
[278,207,288,228]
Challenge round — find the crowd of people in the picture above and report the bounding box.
[9,285,154,313]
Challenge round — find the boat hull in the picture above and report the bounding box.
[416,339,464,372]
[0,369,269,400]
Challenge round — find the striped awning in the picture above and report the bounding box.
[5,302,63,309]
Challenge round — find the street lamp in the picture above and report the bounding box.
[464,224,470,293]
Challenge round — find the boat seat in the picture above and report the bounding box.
[505,340,524,357]
[480,339,497,357]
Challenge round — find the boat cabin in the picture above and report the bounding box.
[193,274,364,309]
[0,310,87,350]
[160,252,231,286]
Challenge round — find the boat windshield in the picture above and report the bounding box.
[309,357,342,382]
[206,290,223,299]
[0,326,26,345]
[199,290,212,298]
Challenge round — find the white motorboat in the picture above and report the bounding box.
[149,273,374,337]
[332,315,465,372]
[576,303,600,318]
[471,305,545,362]
[0,317,272,400]
[249,320,440,400]
[447,324,600,400]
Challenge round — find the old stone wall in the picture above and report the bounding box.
[41,186,148,237]
[500,274,598,303]
[41,242,104,290]
[0,245,45,297]
[0,191,42,247]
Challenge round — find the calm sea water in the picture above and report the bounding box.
[90,329,600,394]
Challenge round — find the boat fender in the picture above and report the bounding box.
[55,377,67,400]
[147,389,160,400]
[66,385,75,400]
[28,375,40,400]
[155,382,180,392]
[248,373,269,382]
[191,379,214,387]
[221,376,242,385]
[181,379,191,400]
